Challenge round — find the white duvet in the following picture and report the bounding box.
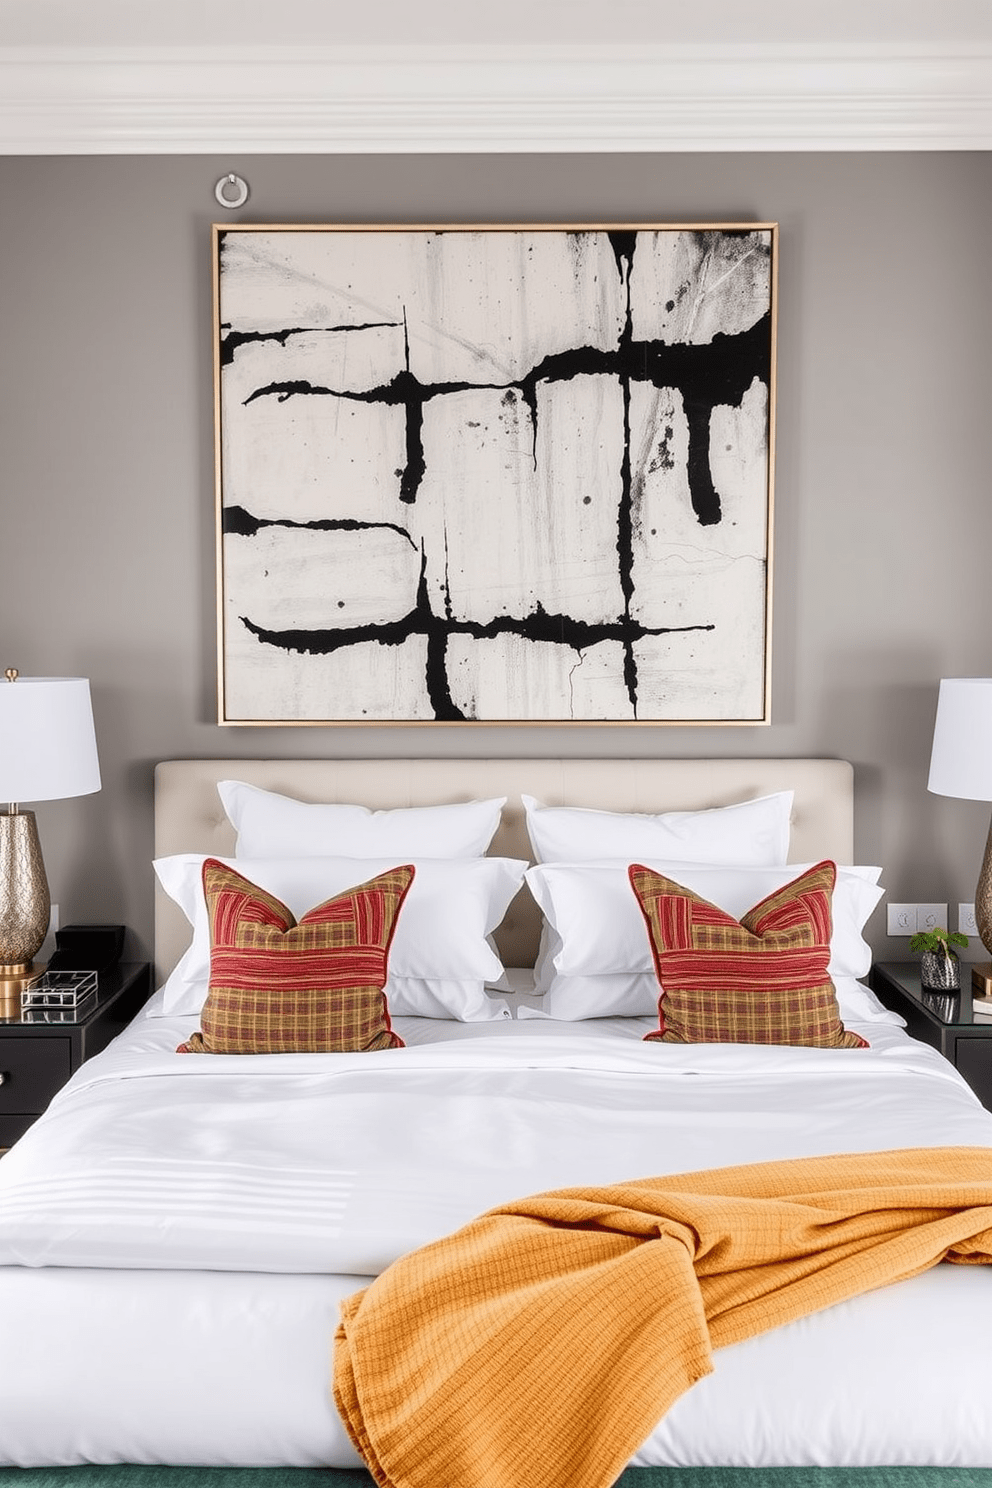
[2,990,992,1470]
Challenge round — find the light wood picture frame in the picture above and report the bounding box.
[214,222,777,725]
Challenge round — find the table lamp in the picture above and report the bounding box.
[927,677,992,994]
[0,671,102,986]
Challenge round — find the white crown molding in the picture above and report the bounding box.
[1,42,991,154]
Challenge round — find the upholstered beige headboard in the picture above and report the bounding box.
[153,757,854,985]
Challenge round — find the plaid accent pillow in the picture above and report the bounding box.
[629,860,867,1049]
[177,859,414,1055]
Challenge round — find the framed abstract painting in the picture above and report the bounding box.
[213,223,777,725]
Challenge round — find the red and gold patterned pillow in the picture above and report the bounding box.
[628,860,867,1049]
[177,859,414,1055]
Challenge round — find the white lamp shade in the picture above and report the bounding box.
[927,678,992,802]
[0,676,101,804]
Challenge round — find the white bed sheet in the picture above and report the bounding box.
[1,984,992,1469]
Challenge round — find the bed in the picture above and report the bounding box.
[1,756,992,1483]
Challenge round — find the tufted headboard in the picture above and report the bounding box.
[153,757,854,985]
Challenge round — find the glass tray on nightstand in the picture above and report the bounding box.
[19,995,99,1025]
[21,970,99,1011]
[0,969,101,1024]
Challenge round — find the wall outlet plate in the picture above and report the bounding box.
[887,903,917,935]
[959,903,979,937]
[886,902,950,935]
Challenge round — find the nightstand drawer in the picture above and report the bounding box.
[0,1038,72,1114]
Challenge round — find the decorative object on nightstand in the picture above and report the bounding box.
[0,672,101,1005]
[909,926,968,991]
[927,677,992,998]
[0,961,150,1147]
[22,970,99,1020]
[46,923,125,976]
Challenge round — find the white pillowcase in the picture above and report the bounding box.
[154,854,526,1022]
[525,859,885,1019]
[832,976,906,1027]
[522,791,793,866]
[514,973,903,1028]
[218,780,506,860]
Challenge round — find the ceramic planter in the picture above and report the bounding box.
[920,949,960,991]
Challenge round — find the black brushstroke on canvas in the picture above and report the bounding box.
[222,505,417,549]
[237,517,714,723]
[610,229,640,709]
[218,321,403,367]
[235,317,768,528]
[239,599,715,724]
[220,230,770,720]
[239,600,713,666]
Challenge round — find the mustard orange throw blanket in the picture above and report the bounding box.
[333,1147,992,1488]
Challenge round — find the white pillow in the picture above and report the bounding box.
[517,973,903,1027]
[525,859,884,1018]
[218,780,506,859]
[154,854,526,1022]
[522,791,793,866]
[832,976,906,1027]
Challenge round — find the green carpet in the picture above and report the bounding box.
[2,1468,991,1487]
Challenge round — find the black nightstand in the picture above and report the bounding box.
[871,962,992,1112]
[0,962,151,1148]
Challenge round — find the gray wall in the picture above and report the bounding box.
[1,151,990,968]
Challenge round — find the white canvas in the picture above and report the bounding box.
[215,225,776,723]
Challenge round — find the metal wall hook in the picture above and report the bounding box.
[214,173,250,210]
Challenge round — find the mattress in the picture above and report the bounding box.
[2,979,992,1469]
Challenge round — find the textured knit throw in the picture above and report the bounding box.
[333,1146,992,1488]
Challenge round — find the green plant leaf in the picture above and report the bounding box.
[908,925,966,955]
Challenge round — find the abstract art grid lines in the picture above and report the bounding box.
[214,223,776,725]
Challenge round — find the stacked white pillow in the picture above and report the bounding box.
[154,780,892,1029]
[155,783,522,1023]
[525,859,889,1022]
[219,780,507,860]
[520,789,894,1026]
[522,790,794,868]
[522,789,792,1008]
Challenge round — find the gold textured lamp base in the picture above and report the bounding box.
[0,809,51,970]
[973,812,992,1004]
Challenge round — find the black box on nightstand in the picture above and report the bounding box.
[46,924,125,976]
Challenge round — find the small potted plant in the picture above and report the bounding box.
[909,926,968,991]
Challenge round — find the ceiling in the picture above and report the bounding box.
[4,0,991,47]
[2,0,991,153]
